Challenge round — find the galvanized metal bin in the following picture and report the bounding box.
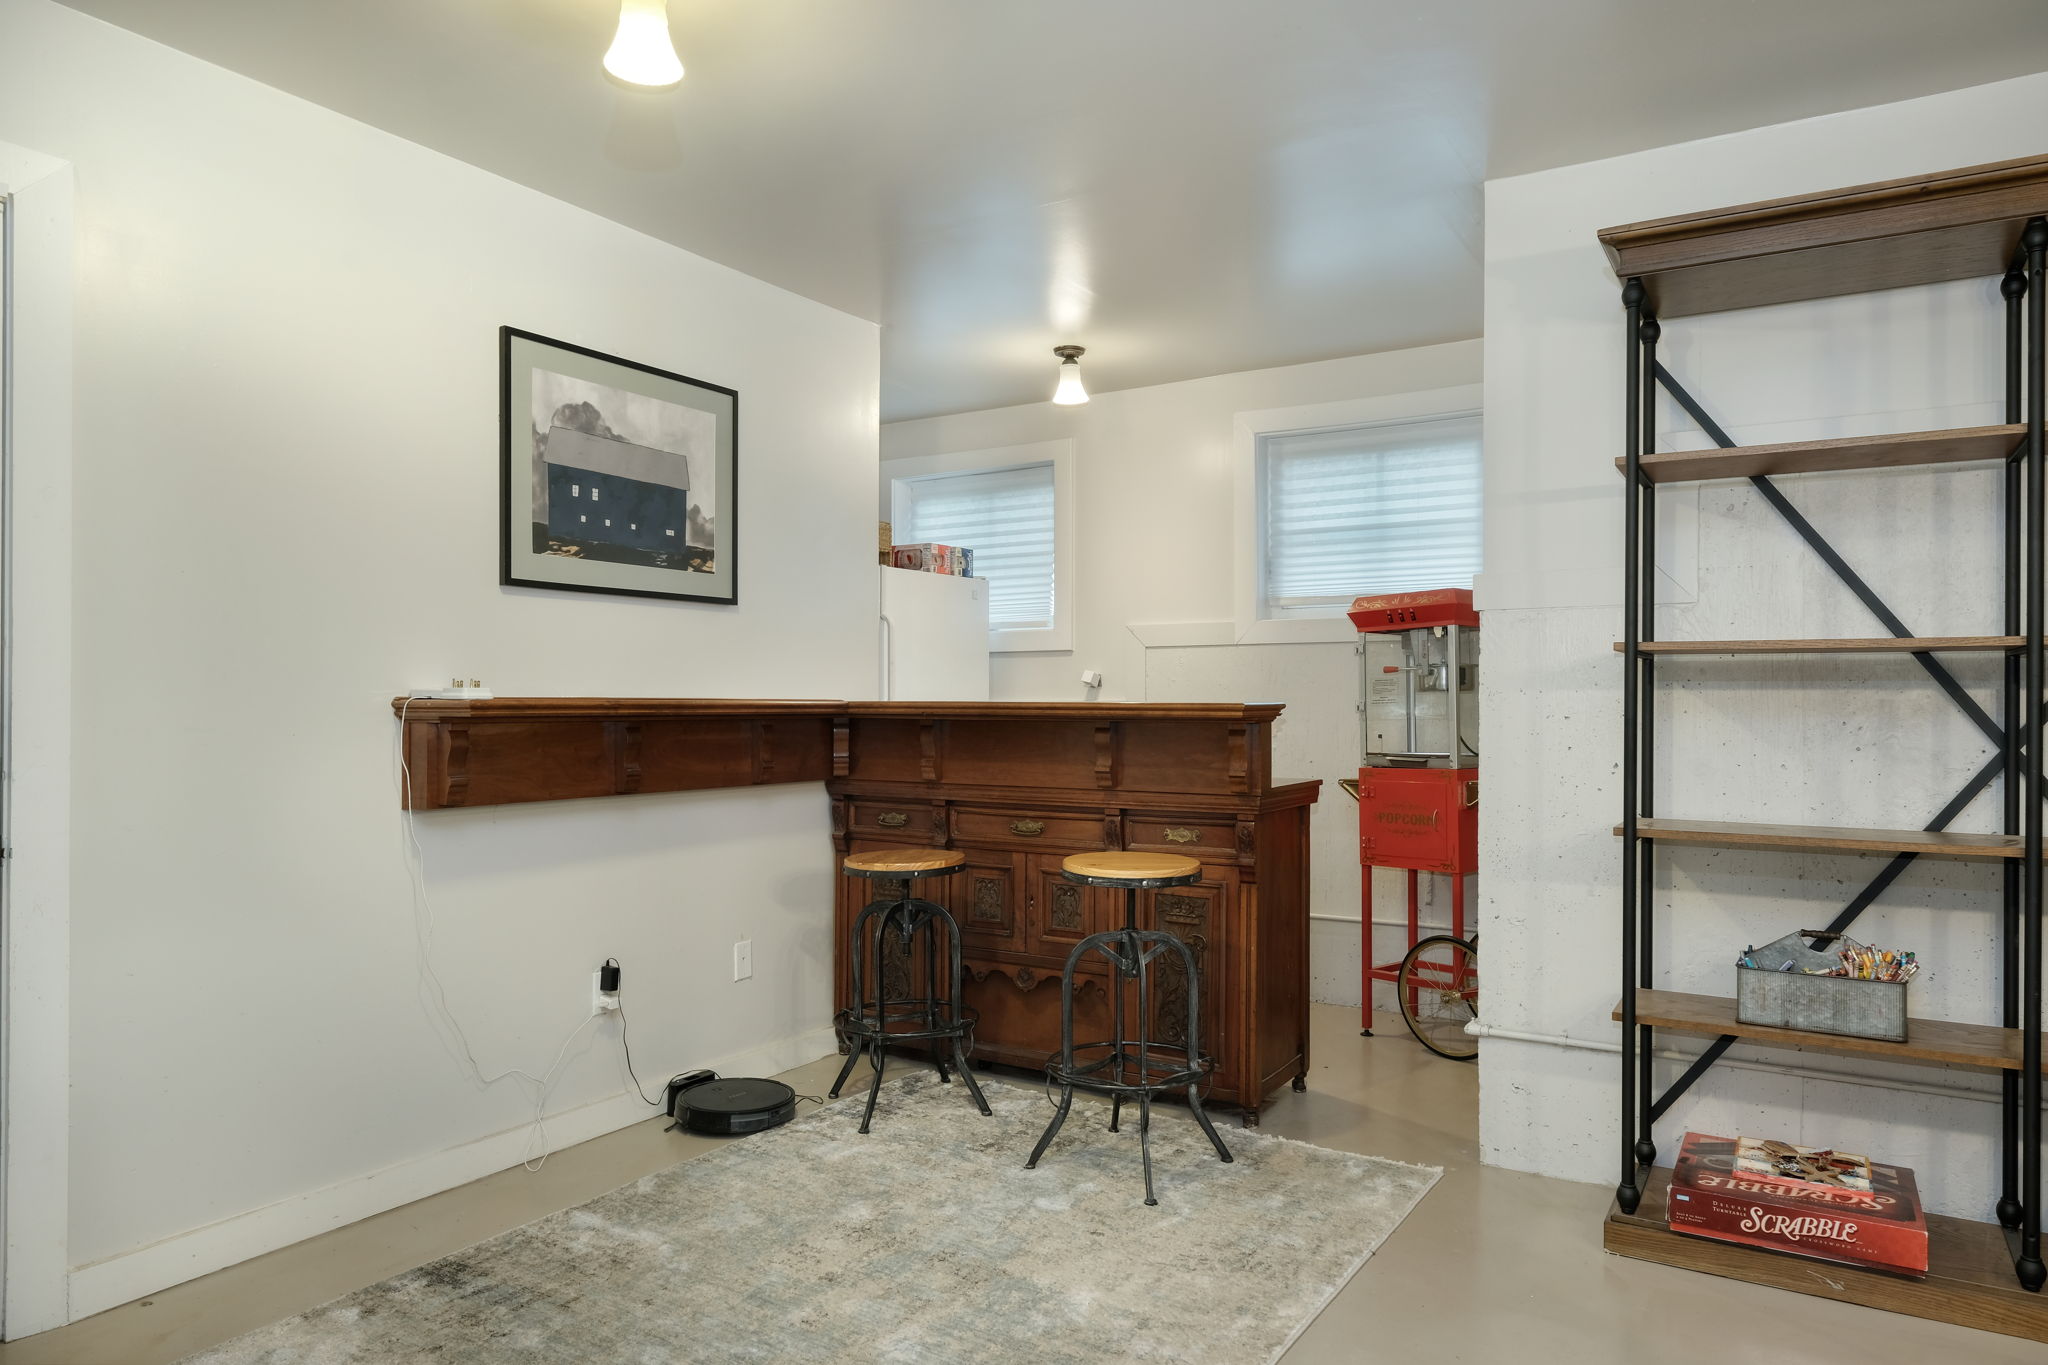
[1734,930,1908,1043]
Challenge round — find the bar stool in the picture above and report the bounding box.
[1025,851,1233,1205]
[830,847,991,1134]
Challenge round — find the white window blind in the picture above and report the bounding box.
[898,462,1056,629]
[1261,413,1482,614]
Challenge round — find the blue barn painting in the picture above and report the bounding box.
[542,426,691,558]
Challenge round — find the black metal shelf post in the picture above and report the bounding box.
[1617,277,1643,1214]
[2022,217,2046,1293]
[1614,223,2048,1290]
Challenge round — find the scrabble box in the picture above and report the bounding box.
[1666,1132,1928,1278]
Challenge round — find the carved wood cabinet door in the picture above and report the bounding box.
[944,851,1022,950]
[1140,869,1237,1072]
[837,840,928,1008]
[1023,852,1113,962]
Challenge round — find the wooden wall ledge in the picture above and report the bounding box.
[393,697,844,721]
[392,697,1297,811]
[392,697,843,811]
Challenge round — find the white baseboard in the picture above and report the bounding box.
[66,1024,839,1321]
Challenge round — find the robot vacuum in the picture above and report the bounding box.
[664,1072,798,1136]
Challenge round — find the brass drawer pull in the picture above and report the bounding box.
[1163,826,1202,844]
[1010,819,1046,837]
[875,811,910,829]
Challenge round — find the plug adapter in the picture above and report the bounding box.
[409,677,495,701]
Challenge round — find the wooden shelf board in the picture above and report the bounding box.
[1617,817,2022,860]
[1596,154,2048,317]
[1613,988,2039,1073]
[1606,1169,2048,1344]
[1613,636,2022,655]
[1613,424,2023,484]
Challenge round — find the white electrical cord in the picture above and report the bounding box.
[396,697,607,1171]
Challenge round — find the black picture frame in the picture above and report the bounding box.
[499,326,739,605]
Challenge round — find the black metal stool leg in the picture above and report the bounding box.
[1188,1083,1233,1164]
[859,1039,888,1135]
[1139,1093,1157,1207]
[1026,1085,1074,1168]
[828,1032,866,1099]
[923,904,952,1084]
[952,1035,991,1115]
[1110,1094,1122,1132]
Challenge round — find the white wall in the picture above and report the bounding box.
[0,136,76,1337]
[1481,71,2048,1219]
[881,341,1481,1010]
[0,0,877,1325]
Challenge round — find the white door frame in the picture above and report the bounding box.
[0,142,76,1338]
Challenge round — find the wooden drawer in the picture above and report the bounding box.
[1124,815,1237,860]
[950,806,1106,852]
[847,799,943,841]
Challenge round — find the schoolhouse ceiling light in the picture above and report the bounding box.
[604,0,685,90]
[1051,345,1089,406]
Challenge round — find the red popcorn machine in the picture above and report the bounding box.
[1348,588,1479,1059]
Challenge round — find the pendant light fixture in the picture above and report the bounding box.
[604,0,685,89]
[1051,345,1089,406]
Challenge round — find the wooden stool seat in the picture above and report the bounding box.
[843,848,967,878]
[1061,851,1202,888]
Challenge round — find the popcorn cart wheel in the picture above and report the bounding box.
[1395,933,1478,1061]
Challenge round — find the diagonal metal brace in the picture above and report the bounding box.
[1652,744,2011,1121]
[1656,362,2003,747]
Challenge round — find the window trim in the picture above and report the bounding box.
[1232,385,1483,645]
[884,438,1075,653]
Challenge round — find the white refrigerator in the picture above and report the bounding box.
[878,566,991,700]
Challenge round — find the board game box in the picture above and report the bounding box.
[1667,1132,1928,1277]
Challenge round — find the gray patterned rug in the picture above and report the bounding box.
[186,1072,1439,1364]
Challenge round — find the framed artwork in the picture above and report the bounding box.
[500,326,738,605]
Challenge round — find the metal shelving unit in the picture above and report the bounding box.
[1599,155,2048,1341]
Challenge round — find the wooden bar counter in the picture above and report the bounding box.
[391,697,1318,1123]
[830,702,1319,1125]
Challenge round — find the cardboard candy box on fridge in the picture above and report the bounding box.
[890,543,974,576]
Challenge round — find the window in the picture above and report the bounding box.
[895,462,1057,631]
[1259,412,1481,617]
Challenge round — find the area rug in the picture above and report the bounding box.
[186,1073,1439,1365]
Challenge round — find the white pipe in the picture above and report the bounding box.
[1310,911,1458,932]
[1462,1019,2031,1109]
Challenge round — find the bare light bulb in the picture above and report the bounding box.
[604,0,685,89]
[1051,345,1088,405]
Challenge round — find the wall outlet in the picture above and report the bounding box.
[593,968,620,1014]
[733,939,753,982]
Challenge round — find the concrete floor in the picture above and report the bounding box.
[4,1004,2042,1363]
